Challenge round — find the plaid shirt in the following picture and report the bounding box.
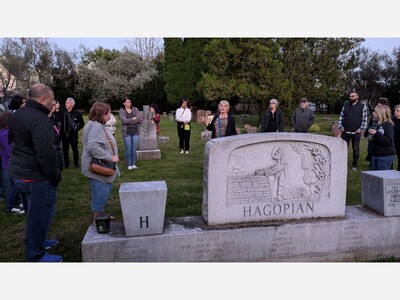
[338,101,368,132]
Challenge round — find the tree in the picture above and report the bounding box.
[0,37,75,104]
[0,38,35,98]
[381,47,400,105]
[51,46,79,104]
[277,38,313,116]
[306,38,362,113]
[123,38,163,61]
[353,48,383,100]
[163,38,209,108]
[75,47,158,109]
[131,52,170,113]
[198,38,289,121]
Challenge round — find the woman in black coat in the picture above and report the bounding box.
[260,98,285,132]
[200,100,237,138]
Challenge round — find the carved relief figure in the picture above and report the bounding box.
[226,141,331,205]
[255,146,287,201]
[291,142,331,199]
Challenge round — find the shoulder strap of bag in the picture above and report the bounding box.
[102,127,115,155]
[88,122,115,155]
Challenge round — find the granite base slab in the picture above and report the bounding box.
[81,205,400,262]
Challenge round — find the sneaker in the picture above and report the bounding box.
[6,208,25,214]
[185,151,189,154]
[127,166,133,170]
[44,239,59,250]
[37,253,63,263]
[352,167,357,171]
[18,203,24,209]
[131,165,137,169]
[180,150,184,154]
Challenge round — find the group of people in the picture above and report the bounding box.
[195,92,398,173]
[0,95,85,216]
[174,97,315,155]
[339,91,399,171]
[197,97,315,141]
[1,84,163,262]
[0,87,87,262]
[3,85,398,263]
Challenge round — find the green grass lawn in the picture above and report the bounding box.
[0,112,393,262]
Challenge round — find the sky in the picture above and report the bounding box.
[48,37,400,54]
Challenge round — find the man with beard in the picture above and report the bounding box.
[338,91,368,171]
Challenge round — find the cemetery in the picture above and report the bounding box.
[82,118,400,262]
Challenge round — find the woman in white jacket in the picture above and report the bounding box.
[175,99,192,154]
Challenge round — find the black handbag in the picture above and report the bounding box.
[89,127,116,176]
[89,158,116,176]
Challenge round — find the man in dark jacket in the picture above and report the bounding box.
[60,97,84,168]
[8,83,63,262]
[338,91,368,171]
[291,97,315,133]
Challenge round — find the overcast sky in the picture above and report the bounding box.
[48,37,400,54]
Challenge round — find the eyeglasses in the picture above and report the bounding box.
[269,102,276,104]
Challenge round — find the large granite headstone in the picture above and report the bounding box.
[137,105,161,160]
[203,132,348,225]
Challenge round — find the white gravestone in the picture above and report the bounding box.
[203,133,348,225]
[137,105,161,160]
[119,181,167,236]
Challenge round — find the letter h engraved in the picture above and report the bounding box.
[139,216,149,228]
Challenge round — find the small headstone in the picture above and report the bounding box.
[240,114,249,122]
[197,110,206,123]
[246,126,257,134]
[201,130,212,141]
[332,122,341,137]
[362,170,400,216]
[119,181,167,237]
[244,124,251,129]
[159,136,169,142]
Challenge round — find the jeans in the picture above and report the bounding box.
[6,174,26,211]
[0,170,8,200]
[341,132,361,168]
[89,178,112,212]
[13,178,58,262]
[123,133,139,167]
[371,155,396,170]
